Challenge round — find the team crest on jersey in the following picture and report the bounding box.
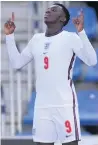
[44,43,50,49]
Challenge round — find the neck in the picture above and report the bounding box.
[45,23,63,37]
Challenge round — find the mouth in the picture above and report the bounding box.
[44,14,50,18]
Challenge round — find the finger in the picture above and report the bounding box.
[72,18,78,23]
[78,9,83,17]
[5,22,11,28]
[72,18,76,23]
[72,17,77,21]
[79,9,84,16]
[5,20,15,29]
[6,20,12,26]
[80,8,83,14]
[5,23,8,27]
[12,12,15,22]
[72,18,80,25]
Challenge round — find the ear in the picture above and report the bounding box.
[60,17,66,23]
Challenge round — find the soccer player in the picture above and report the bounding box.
[4,3,97,145]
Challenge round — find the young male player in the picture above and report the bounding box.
[4,3,97,145]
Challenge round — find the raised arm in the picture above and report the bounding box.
[72,9,97,66]
[4,12,34,69]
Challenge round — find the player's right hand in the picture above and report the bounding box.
[4,12,16,35]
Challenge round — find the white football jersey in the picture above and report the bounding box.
[6,30,97,108]
[32,31,77,108]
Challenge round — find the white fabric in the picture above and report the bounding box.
[6,30,97,108]
[32,107,81,143]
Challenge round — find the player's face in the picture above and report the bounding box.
[44,5,65,25]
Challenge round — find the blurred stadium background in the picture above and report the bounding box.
[1,1,98,145]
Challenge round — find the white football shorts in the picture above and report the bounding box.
[32,106,81,143]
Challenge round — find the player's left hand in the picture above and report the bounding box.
[72,9,84,32]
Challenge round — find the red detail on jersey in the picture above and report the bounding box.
[68,52,79,140]
[44,56,49,69]
[68,53,75,80]
[71,86,79,140]
[65,120,72,133]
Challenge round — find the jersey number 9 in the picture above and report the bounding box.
[44,57,49,69]
[65,120,72,133]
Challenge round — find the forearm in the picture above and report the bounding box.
[6,33,33,69]
[78,29,97,66]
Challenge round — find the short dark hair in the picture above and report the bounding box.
[54,3,70,26]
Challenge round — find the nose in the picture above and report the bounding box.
[46,8,51,14]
